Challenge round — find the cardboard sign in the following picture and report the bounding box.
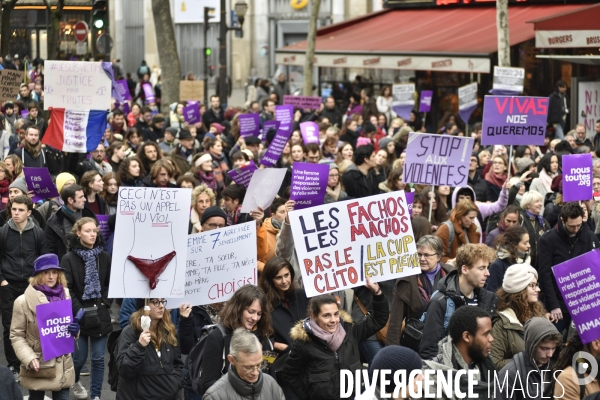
[109,187,191,298]
[44,61,111,110]
[458,83,478,124]
[562,153,593,202]
[36,300,74,362]
[180,80,204,102]
[260,128,292,168]
[403,133,473,187]
[283,95,322,110]
[481,95,549,145]
[290,162,329,210]
[239,114,260,138]
[0,70,25,101]
[183,103,201,124]
[275,105,294,132]
[391,84,415,120]
[241,168,287,213]
[23,167,60,202]
[115,79,131,101]
[300,121,320,144]
[227,161,258,188]
[419,90,432,113]
[288,191,418,297]
[492,66,525,94]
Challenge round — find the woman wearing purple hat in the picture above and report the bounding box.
[10,253,80,400]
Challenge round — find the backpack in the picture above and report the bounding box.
[106,329,123,392]
[441,220,455,258]
[187,323,229,395]
[400,290,455,352]
[0,223,44,255]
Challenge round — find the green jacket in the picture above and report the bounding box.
[490,308,524,370]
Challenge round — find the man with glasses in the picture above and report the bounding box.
[69,143,113,178]
[200,206,228,232]
[305,143,321,164]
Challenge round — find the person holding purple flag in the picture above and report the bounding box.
[10,253,80,400]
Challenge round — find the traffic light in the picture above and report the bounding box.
[204,47,212,57]
[92,0,107,31]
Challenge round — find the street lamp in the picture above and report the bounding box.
[218,0,247,107]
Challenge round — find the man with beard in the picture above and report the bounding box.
[12,125,47,168]
[3,103,16,135]
[111,109,127,136]
[68,142,113,178]
[422,306,495,400]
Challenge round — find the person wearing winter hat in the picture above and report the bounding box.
[515,156,535,175]
[378,136,396,169]
[209,123,225,135]
[200,206,228,231]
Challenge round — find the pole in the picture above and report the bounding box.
[507,145,513,181]
[422,112,427,132]
[203,7,209,105]
[428,185,434,222]
[218,0,227,107]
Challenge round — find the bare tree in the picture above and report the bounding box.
[0,0,19,59]
[303,0,321,96]
[42,0,65,60]
[496,0,510,67]
[151,0,181,114]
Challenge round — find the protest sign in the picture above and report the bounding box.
[179,80,204,102]
[143,83,155,103]
[492,66,525,95]
[239,114,260,138]
[123,102,130,115]
[391,84,415,120]
[290,162,328,210]
[481,95,549,146]
[552,249,600,344]
[289,191,418,297]
[406,192,414,216]
[300,121,319,144]
[115,79,131,101]
[458,83,478,124]
[0,70,25,101]
[97,214,111,244]
[109,187,191,298]
[21,110,29,119]
[403,133,473,187]
[263,120,280,136]
[44,61,111,110]
[562,153,593,202]
[578,81,600,134]
[183,103,201,124]
[260,128,292,168]
[227,161,258,188]
[23,167,60,202]
[241,168,287,213]
[36,299,74,362]
[168,222,256,306]
[283,95,322,110]
[419,90,432,113]
[275,105,294,132]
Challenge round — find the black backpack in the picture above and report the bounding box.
[187,323,228,395]
[106,329,123,392]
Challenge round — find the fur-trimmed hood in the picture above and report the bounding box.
[290,311,353,342]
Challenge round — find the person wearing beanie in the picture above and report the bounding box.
[190,153,217,192]
[200,206,227,231]
[496,317,562,400]
[515,156,535,175]
[158,127,179,155]
[0,178,46,228]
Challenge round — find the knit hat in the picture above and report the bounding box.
[551,174,563,194]
[363,122,377,134]
[33,254,63,276]
[379,137,393,150]
[9,177,28,195]
[502,264,538,294]
[245,136,262,146]
[56,172,76,194]
[165,127,178,138]
[194,153,212,167]
[369,346,423,394]
[204,132,216,140]
[179,129,193,140]
[516,157,535,174]
[200,206,228,225]
[210,123,225,134]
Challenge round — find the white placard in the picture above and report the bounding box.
[578,80,600,136]
[458,82,478,111]
[392,83,415,107]
[44,61,111,110]
[240,168,287,213]
[493,66,525,94]
[108,187,192,298]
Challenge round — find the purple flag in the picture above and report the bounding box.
[183,104,201,125]
[36,299,74,362]
[300,121,319,144]
[290,162,329,210]
[403,133,474,187]
[97,214,111,243]
[239,114,260,138]
[481,96,549,146]
[261,129,292,168]
[275,105,294,132]
[123,102,130,115]
[227,161,258,188]
[142,83,155,104]
[115,80,131,101]
[563,154,593,202]
[552,249,600,344]
[283,95,322,110]
[419,91,432,113]
[23,167,60,202]
[406,191,415,216]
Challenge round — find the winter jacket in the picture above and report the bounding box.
[169,146,197,175]
[538,220,599,313]
[45,207,97,261]
[202,108,224,129]
[555,367,600,399]
[279,293,389,400]
[435,219,481,263]
[543,200,562,228]
[468,171,488,203]
[0,365,22,400]
[271,289,309,347]
[0,218,47,284]
[275,220,302,287]
[341,164,379,199]
[519,209,550,270]
[490,308,525,370]
[486,249,531,293]
[260,217,279,265]
[178,306,214,355]
[419,269,498,360]
[0,207,46,229]
[61,238,113,337]
[547,90,567,126]
[115,324,183,400]
[204,366,285,400]
[14,145,47,169]
[84,194,107,216]
[321,107,343,130]
[10,285,75,392]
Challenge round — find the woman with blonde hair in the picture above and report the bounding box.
[435,200,480,263]
[4,154,23,179]
[190,184,216,233]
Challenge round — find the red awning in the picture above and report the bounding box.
[529,4,600,48]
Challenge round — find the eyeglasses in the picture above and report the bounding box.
[205,223,226,229]
[329,174,339,178]
[233,356,262,373]
[417,252,437,258]
[149,299,168,307]
[528,282,539,289]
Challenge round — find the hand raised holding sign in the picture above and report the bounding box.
[365,276,381,296]
[284,200,295,223]
[249,206,265,228]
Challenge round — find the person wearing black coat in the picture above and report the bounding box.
[518,193,551,270]
[61,218,112,400]
[341,144,379,199]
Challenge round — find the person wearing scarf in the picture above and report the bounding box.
[280,278,389,400]
[19,125,47,168]
[62,217,113,400]
[10,254,79,399]
[193,153,218,192]
[530,153,560,200]
[485,155,508,202]
[519,191,550,270]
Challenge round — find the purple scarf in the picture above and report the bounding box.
[197,170,218,192]
[309,317,346,352]
[34,284,66,302]
[525,210,545,228]
[424,263,442,284]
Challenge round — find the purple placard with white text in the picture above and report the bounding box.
[97,214,111,243]
[23,167,60,202]
[183,104,201,124]
[406,191,414,216]
[283,95,322,110]
[36,299,74,362]
[123,102,130,115]
[552,249,600,344]
[239,114,260,138]
[419,91,432,113]
[300,121,319,144]
[260,129,292,168]
[290,162,328,210]
[142,83,155,103]
[226,161,258,188]
[275,105,294,132]
[562,153,593,202]
[115,80,131,101]
[262,120,280,137]
[481,95,548,146]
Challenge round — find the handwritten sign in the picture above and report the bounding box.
[403,133,473,187]
[36,300,74,362]
[180,80,204,102]
[493,66,525,94]
[115,79,131,101]
[44,61,111,110]
[183,103,201,124]
[239,114,260,138]
[563,153,593,202]
[391,84,415,120]
[481,95,548,145]
[261,128,292,168]
[290,162,328,210]
[227,161,258,188]
[300,121,319,144]
[0,70,25,102]
[283,95,322,110]
[241,168,287,213]
[275,105,294,132]
[23,167,60,202]
[578,81,600,134]
[289,191,418,297]
[109,187,191,298]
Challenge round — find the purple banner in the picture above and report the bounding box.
[115,80,131,101]
[403,133,474,187]
[481,95,549,146]
[283,95,322,110]
[123,102,130,115]
[262,120,281,137]
[290,162,329,210]
[552,249,600,344]
[406,191,414,216]
[563,153,593,202]
[275,105,294,132]
[260,129,292,168]
[226,161,258,188]
[183,103,201,125]
[300,121,319,144]
[23,167,60,202]
[239,114,260,138]
[36,299,74,362]
[97,214,111,243]
[142,83,155,104]
[419,91,432,113]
